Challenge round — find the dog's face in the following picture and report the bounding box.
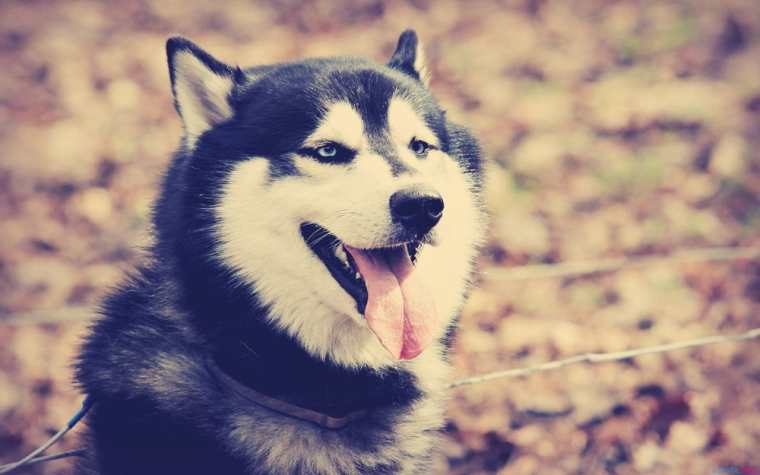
[167,32,484,368]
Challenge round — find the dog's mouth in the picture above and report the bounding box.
[299,223,421,313]
[300,222,436,360]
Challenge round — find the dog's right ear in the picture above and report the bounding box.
[166,37,242,141]
[387,30,430,87]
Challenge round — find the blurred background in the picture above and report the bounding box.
[1,1,759,474]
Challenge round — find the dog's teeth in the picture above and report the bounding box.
[354,272,361,281]
[334,245,348,264]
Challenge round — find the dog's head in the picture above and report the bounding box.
[165,31,484,368]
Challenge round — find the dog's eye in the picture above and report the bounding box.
[410,138,431,156]
[299,142,356,163]
[317,144,337,158]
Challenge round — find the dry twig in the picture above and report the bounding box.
[484,245,759,282]
[448,327,760,388]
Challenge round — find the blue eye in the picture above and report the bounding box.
[317,144,337,158]
[299,142,356,163]
[410,138,430,156]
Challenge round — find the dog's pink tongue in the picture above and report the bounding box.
[346,245,437,360]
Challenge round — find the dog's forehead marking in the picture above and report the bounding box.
[387,97,438,148]
[304,101,365,150]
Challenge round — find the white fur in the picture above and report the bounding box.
[413,40,431,87]
[215,99,483,369]
[388,97,438,147]
[304,102,366,150]
[172,51,234,145]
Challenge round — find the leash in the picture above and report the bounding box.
[0,360,369,473]
[0,396,93,474]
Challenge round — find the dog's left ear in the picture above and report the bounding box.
[387,30,430,87]
[166,37,243,141]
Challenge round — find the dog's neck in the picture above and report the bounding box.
[172,256,422,421]
[206,307,422,420]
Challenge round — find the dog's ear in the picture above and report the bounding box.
[387,30,430,87]
[166,37,241,140]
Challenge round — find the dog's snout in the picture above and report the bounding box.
[389,186,444,236]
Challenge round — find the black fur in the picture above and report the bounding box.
[76,31,482,475]
[387,29,423,82]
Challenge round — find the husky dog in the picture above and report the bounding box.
[76,30,484,475]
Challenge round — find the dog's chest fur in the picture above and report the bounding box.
[76,268,452,475]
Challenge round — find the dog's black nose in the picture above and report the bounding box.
[390,186,444,236]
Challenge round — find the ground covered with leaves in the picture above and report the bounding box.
[1,1,759,474]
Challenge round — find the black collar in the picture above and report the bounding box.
[207,358,368,430]
[203,313,423,430]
